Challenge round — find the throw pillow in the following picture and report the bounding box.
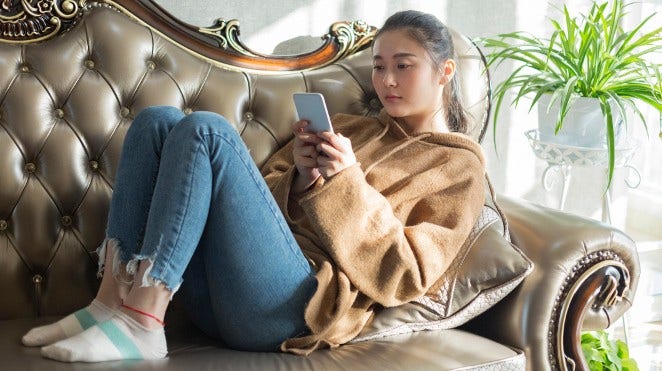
[352,179,533,342]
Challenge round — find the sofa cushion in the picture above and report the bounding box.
[353,182,533,342]
[0,316,525,370]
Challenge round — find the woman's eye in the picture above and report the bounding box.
[397,64,411,69]
[372,65,384,70]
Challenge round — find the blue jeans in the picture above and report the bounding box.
[103,106,316,351]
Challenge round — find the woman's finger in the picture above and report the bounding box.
[316,141,342,159]
[291,119,309,132]
[294,145,318,159]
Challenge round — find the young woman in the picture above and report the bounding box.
[22,10,485,361]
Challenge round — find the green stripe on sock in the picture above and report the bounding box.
[74,309,97,330]
[98,321,143,359]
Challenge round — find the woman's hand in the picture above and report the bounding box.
[316,131,356,180]
[291,120,322,193]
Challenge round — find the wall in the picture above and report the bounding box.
[153,0,511,53]
[155,0,662,241]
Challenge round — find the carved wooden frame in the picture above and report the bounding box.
[0,0,82,43]
[0,0,376,73]
[553,251,631,371]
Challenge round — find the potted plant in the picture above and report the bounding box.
[478,0,662,186]
[581,330,639,370]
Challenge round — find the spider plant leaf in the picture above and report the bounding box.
[556,76,580,133]
[599,96,616,189]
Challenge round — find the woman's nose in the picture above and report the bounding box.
[383,72,396,87]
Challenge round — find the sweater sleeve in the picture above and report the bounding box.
[298,156,485,307]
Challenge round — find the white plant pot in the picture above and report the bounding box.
[538,95,624,148]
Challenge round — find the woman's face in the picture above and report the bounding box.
[372,29,453,134]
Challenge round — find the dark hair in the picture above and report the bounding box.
[375,10,467,133]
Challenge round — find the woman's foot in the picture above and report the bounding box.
[22,299,116,347]
[40,310,167,362]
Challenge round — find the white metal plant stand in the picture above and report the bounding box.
[525,129,641,213]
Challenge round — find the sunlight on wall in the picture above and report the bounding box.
[243,0,449,55]
[245,1,341,54]
[495,0,551,199]
[620,1,662,241]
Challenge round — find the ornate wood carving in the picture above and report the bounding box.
[106,0,376,72]
[0,0,83,43]
[0,0,376,72]
[196,17,375,69]
[551,251,631,371]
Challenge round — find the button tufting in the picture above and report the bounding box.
[61,215,72,227]
[146,60,156,70]
[19,64,29,73]
[90,160,99,170]
[183,107,193,115]
[55,108,64,118]
[243,112,254,121]
[0,220,7,231]
[32,274,43,284]
[120,107,130,118]
[84,60,95,69]
[25,162,36,173]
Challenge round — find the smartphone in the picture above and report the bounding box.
[293,92,334,133]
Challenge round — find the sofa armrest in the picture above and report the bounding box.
[464,195,639,371]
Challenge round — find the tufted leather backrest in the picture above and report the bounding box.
[0,4,489,319]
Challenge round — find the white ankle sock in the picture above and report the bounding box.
[22,299,115,347]
[40,310,167,362]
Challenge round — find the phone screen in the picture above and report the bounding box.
[293,93,334,133]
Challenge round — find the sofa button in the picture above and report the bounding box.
[183,107,193,115]
[61,215,72,227]
[243,112,254,121]
[0,220,7,231]
[120,107,130,118]
[25,162,36,173]
[84,60,95,69]
[20,64,29,73]
[146,61,156,70]
[89,160,99,171]
[32,274,43,284]
[55,108,64,118]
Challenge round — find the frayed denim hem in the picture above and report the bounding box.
[96,238,134,285]
[126,253,180,301]
[97,238,180,300]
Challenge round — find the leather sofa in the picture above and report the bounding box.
[0,1,639,370]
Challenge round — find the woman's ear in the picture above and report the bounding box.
[439,59,456,85]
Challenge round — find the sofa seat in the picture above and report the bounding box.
[1,315,524,370]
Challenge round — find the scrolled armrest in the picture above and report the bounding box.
[464,195,639,371]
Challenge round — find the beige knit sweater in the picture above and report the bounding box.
[261,109,486,355]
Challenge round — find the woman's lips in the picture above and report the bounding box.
[385,94,401,102]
